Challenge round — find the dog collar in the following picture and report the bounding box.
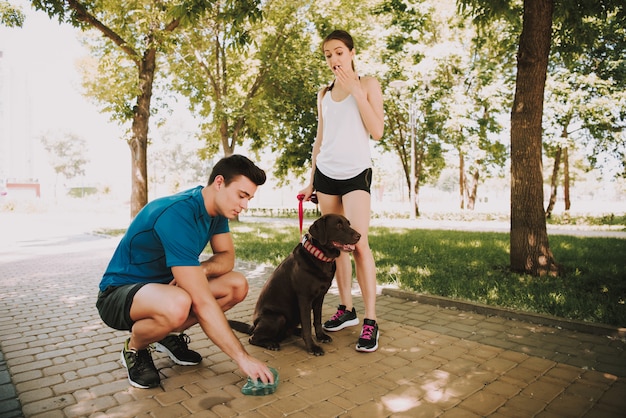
[302,234,335,263]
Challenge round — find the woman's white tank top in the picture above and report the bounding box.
[316,90,371,180]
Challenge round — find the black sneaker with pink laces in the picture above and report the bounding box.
[356,318,379,352]
[323,304,359,331]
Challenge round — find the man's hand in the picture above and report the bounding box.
[238,355,274,384]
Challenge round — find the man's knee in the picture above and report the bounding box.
[231,272,249,304]
[165,291,193,328]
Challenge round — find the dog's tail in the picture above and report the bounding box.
[228,320,254,335]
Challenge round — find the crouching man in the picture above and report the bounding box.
[96,154,274,388]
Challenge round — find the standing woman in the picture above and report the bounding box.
[299,30,384,352]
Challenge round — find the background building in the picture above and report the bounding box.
[0,47,39,197]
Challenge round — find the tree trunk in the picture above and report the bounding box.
[414,182,420,217]
[414,134,426,217]
[466,169,479,210]
[563,146,571,211]
[510,0,559,276]
[459,152,465,209]
[545,146,562,218]
[129,48,156,218]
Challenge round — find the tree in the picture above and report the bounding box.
[543,72,608,217]
[30,0,218,217]
[148,120,208,196]
[168,0,263,159]
[377,0,511,214]
[459,0,625,275]
[507,0,557,275]
[554,4,626,179]
[1,1,24,26]
[456,16,514,210]
[168,0,377,184]
[459,0,556,274]
[434,44,509,210]
[373,0,443,216]
[543,4,626,217]
[40,132,88,196]
[168,0,322,183]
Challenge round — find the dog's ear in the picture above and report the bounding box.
[309,215,328,245]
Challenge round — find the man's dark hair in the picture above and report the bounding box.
[208,154,266,186]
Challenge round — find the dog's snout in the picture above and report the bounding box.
[354,231,361,241]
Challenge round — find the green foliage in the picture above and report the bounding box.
[546,212,626,228]
[40,132,89,180]
[0,1,25,27]
[229,221,626,326]
[377,0,512,201]
[545,2,626,178]
[457,0,523,27]
[168,0,361,181]
[56,1,184,124]
[459,0,626,179]
[26,0,625,205]
[552,0,626,87]
[79,47,142,124]
[67,186,98,197]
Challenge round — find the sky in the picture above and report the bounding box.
[0,0,129,196]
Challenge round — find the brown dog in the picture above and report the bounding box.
[229,214,361,355]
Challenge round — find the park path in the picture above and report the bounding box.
[0,209,624,417]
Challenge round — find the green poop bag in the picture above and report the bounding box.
[241,367,279,396]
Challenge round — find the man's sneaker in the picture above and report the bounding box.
[323,304,359,331]
[356,318,379,352]
[120,339,160,389]
[154,333,202,366]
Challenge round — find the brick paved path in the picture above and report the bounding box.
[0,232,624,417]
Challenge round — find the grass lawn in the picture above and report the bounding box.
[229,221,626,327]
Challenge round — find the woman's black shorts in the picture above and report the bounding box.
[313,167,372,196]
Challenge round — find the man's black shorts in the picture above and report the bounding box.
[96,283,147,331]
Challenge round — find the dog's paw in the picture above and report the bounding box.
[249,338,281,351]
[309,345,325,356]
[317,333,332,343]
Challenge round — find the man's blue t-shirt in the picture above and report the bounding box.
[99,186,229,291]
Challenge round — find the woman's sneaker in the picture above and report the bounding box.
[356,318,379,352]
[154,333,202,366]
[323,304,359,331]
[120,339,160,389]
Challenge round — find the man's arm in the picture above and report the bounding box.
[171,264,274,383]
[200,232,236,278]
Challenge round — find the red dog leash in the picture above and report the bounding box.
[296,192,318,237]
[297,194,305,237]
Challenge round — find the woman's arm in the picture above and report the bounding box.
[355,76,384,140]
[300,88,326,199]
